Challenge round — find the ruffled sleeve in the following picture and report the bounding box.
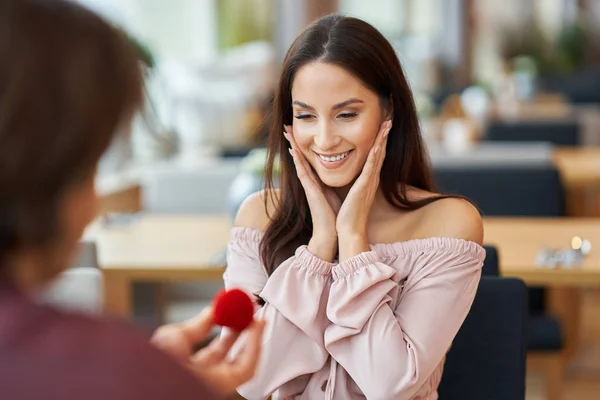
[224,228,333,399]
[325,238,485,400]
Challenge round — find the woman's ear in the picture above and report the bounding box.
[383,96,394,120]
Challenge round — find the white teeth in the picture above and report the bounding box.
[318,151,350,162]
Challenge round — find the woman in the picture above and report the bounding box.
[224,14,485,400]
[0,0,263,399]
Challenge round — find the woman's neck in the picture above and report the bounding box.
[332,184,388,211]
[333,185,352,202]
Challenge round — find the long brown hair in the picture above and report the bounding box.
[0,0,143,266]
[260,14,449,275]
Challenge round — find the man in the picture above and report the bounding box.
[0,0,263,398]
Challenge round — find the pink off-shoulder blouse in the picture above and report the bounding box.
[223,227,485,400]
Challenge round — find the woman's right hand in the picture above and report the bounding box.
[285,125,340,262]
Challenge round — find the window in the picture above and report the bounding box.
[77,0,278,174]
[339,0,441,93]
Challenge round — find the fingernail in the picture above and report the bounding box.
[384,129,390,138]
[374,145,380,154]
[283,125,288,133]
[288,148,294,157]
[283,131,289,141]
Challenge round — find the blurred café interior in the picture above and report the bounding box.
[48,0,600,399]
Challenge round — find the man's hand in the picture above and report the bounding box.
[151,307,265,397]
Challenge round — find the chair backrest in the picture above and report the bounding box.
[434,165,565,217]
[142,159,242,214]
[438,277,528,400]
[435,165,561,313]
[73,241,98,269]
[482,246,499,276]
[485,121,580,147]
[539,68,600,104]
[39,268,103,314]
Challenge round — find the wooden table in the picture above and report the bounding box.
[85,215,232,317]
[485,217,600,359]
[90,214,600,367]
[485,217,600,286]
[553,147,600,190]
[553,147,600,217]
[97,167,143,215]
[89,215,600,318]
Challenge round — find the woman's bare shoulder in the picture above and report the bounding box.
[374,187,483,245]
[416,194,483,245]
[234,189,280,232]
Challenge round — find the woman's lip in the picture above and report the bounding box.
[314,150,353,169]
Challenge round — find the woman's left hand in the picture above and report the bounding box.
[336,120,391,261]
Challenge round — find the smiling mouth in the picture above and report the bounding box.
[316,150,352,163]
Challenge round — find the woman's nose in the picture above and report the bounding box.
[314,123,341,151]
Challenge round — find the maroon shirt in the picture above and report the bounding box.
[0,280,220,400]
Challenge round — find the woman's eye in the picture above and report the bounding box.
[339,112,358,119]
[294,114,313,120]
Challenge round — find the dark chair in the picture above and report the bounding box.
[73,241,98,269]
[481,245,499,276]
[480,247,561,350]
[539,68,600,104]
[485,121,580,147]
[434,165,565,217]
[434,164,565,399]
[438,277,528,400]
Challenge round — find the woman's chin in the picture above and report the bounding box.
[318,174,354,188]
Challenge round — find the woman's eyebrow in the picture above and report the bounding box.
[292,100,314,110]
[332,98,364,110]
[292,98,364,111]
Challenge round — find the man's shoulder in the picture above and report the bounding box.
[0,303,217,399]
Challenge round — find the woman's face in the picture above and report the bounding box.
[291,62,387,188]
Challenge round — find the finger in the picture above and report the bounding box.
[283,125,293,144]
[377,120,391,147]
[356,123,389,187]
[284,125,299,151]
[369,120,390,162]
[288,145,321,194]
[284,127,305,171]
[150,325,191,361]
[361,140,380,180]
[377,121,392,168]
[192,328,241,366]
[178,307,216,345]
[285,126,319,182]
[226,320,266,383]
[370,120,391,172]
[383,119,392,133]
[297,151,320,187]
[383,120,392,142]
[289,148,317,191]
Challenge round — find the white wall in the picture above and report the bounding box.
[78,0,218,63]
[339,0,406,37]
